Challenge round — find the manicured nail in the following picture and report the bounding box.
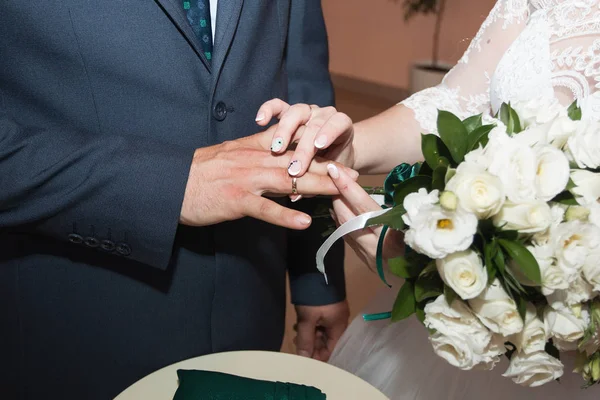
[255,112,265,122]
[288,160,302,176]
[348,169,359,179]
[291,194,303,203]
[296,215,311,226]
[329,208,337,221]
[314,136,327,149]
[271,137,284,152]
[327,164,339,179]
[298,350,311,357]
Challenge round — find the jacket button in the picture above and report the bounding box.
[100,240,116,252]
[115,242,132,256]
[213,101,227,121]
[68,233,83,244]
[84,237,99,248]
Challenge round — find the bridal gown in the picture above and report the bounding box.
[328,1,600,398]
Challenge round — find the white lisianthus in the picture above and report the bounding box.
[566,119,600,169]
[445,162,505,219]
[533,145,570,201]
[546,116,579,148]
[502,350,564,387]
[513,304,547,354]
[527,244,568,295]
[546,275,596,308]
[403,191,477,259]
[589,202,600,229]
[493,200,552,234]
[439,191,458,211]
[544,305,587,344]
[532,204,565,246]
[485,130,537,203]
[565,205,591,222]
[570,170,600,205]
[550,221,598,283]
[436,250,487,300]
[512,97,567,129]
[583,250,600,292]
[468,279,524,336]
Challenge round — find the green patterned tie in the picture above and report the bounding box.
[183,0,213,63]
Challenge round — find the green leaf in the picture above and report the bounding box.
[392,175,432,207]
[415,306,426,324]
[467,124,494,152]
[498,103,522,135]
[388,256,423,279]
[568,100,582,121]
[445,167,456,184]
[365,206,406,230]
[497,230,519,241]
[444,284,458,306]
[493,245,506,275]
[421,134,452,170]
[391,281,417,322]
[415,266,444,303]
[517,296,527,322]
[484,241,497,284]
[553,190,579,206]
[437,110,469,164]
[431,166,448,191]
[498,239,542,285]
[463,114,483,134]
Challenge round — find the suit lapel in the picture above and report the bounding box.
[153,0,212,72]
[212,0,244,79]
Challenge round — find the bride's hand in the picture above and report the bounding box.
[255,99,355,177]
[326,164,404,271]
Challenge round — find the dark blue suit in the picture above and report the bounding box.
[0,1,345,398]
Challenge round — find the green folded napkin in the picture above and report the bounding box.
[173,369,327,400]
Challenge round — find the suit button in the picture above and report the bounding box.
[84,237,99,248]
[213,101,227,121]
[100,240,116,252]
[68,233,83,244]
[116,242,132,256]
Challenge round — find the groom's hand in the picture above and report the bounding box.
[180,131,358,230]
[294,301,350,362]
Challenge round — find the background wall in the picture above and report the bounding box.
[322,0,497,90]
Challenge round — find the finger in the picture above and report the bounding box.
[257,168,341,196]
[255,98,290,126]
[325,322,347,356]
[295,320,316,358]
[243,195,312,230]
[287,107,337,177]
[270,103,313,154]
[313,112,353,152]
[260,152,359,180]
[326,164,381,215]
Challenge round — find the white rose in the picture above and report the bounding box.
[589,202,600,229]
[445,162,505,219]
[583,251,600,292]
[403,193,477,259]
[566,119,600,169]
[512,97,567,129]
[485,130,537,203]
[528,244,568,295]
[532,204,565,246]
[551,221,598,282]
[546,275,596,308]
[468,279,524,336]
[436,250,487,300]
[493,200,552,234]
[544,305,587,344]
[570,170,600,205]
[513,304,547,354]
[502,351,564,387]
[429,332,479,370]
[533,145,570,201]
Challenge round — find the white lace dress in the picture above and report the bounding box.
[328,1,600,398]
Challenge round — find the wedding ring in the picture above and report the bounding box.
[292,177,298,194]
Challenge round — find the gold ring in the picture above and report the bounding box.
[292,177,298,195]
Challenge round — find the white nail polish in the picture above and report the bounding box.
[288,160,302,176]
[327,164,339,179]
[271,137,284,152]
[314,136,327,149]
[255,112,265,122]
[296,215,311,226]
[291,194,303,203]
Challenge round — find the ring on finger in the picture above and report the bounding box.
[292,177,298,195]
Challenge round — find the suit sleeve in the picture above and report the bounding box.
[285,0,346,306]
[0,114,193,270]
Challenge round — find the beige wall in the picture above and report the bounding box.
[322,0,497,89]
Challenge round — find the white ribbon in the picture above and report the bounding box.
[316,207,392,283]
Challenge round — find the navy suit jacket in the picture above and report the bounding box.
[0,1,345,398]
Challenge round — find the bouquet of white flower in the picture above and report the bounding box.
[318,99,600,388]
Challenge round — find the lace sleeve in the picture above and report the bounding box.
[401,0,530,134]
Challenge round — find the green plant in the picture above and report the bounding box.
[397,0,447,70]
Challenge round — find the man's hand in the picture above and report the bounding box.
[294,300,350,362]
[180,130,358,230]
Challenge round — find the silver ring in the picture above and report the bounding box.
[292,177,298,195]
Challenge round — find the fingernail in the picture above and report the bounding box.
[271,137,284,152]
[255,112,265,122]
[298,350,311,357]
[314,136,327,149]
[296,214,311,226]
[291,194,303,203]
[327,163,339,179]
[288,160,302,176]
[329,208,336,220]
[348,169,359,179]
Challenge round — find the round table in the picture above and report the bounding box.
[114,350,389,399]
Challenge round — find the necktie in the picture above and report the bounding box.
[183,0,213,63]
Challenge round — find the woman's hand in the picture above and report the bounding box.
[326,163,404,272]
[256,99,355,177]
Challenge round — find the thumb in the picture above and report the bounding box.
[295,320,316,358]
